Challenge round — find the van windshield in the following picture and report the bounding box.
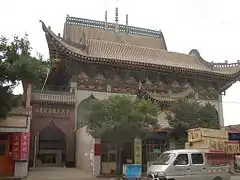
[152,153,175,165]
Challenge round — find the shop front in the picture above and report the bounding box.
[0,133,13,177]
[186,128,240,172]
[0,131,30,178]
[99,131,168,175]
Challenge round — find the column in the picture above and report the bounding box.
[217,95,224,127]
[66,130,75,167]
[94,138,101,176]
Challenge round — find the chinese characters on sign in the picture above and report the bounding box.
[208,139,240,154]
[134,138,142,164]
[12,132,30,161]
[35,107,70,117]
[208,138,226,152]
[226,142,240,154]
[188,130,202,142]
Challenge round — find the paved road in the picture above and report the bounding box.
[27,167,240,180]
[231,176,240,180]
[27,167,95,180]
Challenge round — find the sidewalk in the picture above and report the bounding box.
[27,167,95,180]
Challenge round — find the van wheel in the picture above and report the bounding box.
[212,177,222,180]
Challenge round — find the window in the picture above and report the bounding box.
[0,144,6,156]
[0,134,9,140]
[191,153,204,164]
[152,153,175,165]
[101,142,117,162]
[173,154,188,165]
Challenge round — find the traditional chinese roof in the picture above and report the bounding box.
[63,16,167,50]
[40,15,240,83]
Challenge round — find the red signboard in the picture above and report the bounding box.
[94,143,102,156]
[12,132,30,161]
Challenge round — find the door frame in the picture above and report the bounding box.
[0,133,13,176]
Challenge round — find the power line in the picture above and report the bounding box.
[221,100,240,104]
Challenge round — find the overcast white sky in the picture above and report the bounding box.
[1,0,240,126]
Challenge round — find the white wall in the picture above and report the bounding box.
[14,162,28,179]
[198,97,224,127]
[75,126,94,172]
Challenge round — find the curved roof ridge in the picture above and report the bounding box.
[189,49,213,69]
[189,49,240,75]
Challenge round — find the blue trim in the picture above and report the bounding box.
[66,16,162,38]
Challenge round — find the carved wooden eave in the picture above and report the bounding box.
[40,19,240,92]
[138,85,194,106]
[31,92,76,105]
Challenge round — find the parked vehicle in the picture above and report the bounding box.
[146,149,231,180]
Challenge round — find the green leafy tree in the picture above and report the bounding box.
[0,34,53,119]
[166,100,220,146]
[87,95,159,175]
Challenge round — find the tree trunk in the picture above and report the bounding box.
[22,80,27,105]
[116,144,123,179]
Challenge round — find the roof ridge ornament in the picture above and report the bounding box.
[79,31,89,52]
[125,14,129,33]
[105,10,108,30]
[115,0,119,32]
[39,20,48,32]
[115,7,119,33]
[80,31,86,45]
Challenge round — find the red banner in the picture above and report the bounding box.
[12,132,30,161]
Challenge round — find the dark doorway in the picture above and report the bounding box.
[37,121,66,166]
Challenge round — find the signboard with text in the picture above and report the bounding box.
[188,129,202,142]
[34,107,70,118]
[205,138,240,154]
[226,141,240,154]
[12,132,30,161]
[134,138,142,164]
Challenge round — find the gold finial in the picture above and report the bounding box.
[115,7,119,24]
[126,14,129,33]
[115,7,119,32]
[105,11,108,30]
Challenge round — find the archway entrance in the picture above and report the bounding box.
[37,121,66,166]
